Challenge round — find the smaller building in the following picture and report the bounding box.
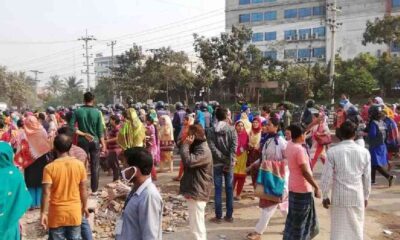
[94,53,118,85]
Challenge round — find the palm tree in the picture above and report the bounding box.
[64,76,84,89]
[46,75,64,96]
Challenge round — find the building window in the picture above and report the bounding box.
[299,8,312,18]
[251,12,263,22]
[264,11,277,21]
[284,9,298,19]
[299,28,312,39]
[393,0,400,7]
[298,49,312,58]
[239,14,251,23]
[313,27,326,37]
[251,0,263,3]
[239,0,251,5]
[313,6,325,16]
[265,32,277,41]
[264,0,277,2]
[313,47,326,58]
[284,49,297,59]
[284,30,297,40]
[264,51,277,60]
[252,32,264,42]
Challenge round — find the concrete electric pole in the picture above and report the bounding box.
[30,70,43,92]
[326,0,342,109]
[107,40,117,104]
[78,30,96,91]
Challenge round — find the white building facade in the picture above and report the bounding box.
[94,53,118,85]
[226,0,400,62]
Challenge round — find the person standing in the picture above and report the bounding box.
[41,134,89,240]
[207,107,237,223]
[69,92,106,194]
[367,106,395,186]
[106,115,122,182]
[179,124,213,240]
[320,121,371,240]
[233,120,249,200]
[116,147,163,240]
[173,115,195,181]
[283,125,321,240]
[158,115,175,173]
[247,117,262,187]
[309,112,331,170]
[172,102,186,142]
[0,141,32,240]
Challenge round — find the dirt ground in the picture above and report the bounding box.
[21,155,400,240]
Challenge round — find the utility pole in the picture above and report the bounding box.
[78,30,96,91]
[326,0,342,109]
[30,70,43,92]
[107,40,117,104]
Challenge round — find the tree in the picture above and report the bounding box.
[64,76,83,89]
[46,75,64,96]
[363,16,400,55]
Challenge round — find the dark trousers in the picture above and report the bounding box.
[107,151,120,182]
[78,141,100,192]
[372,166,390,182]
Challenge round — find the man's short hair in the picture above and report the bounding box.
[339,121,356,140]
[124,147,153,175]
[288,124,304,140]
[54,134,73,153]
[84,92,95,103]
[17,119,24,128]
[57,126,74,138]
[262,106,271,113]
[215,107,228,121]
[38,112,46,120]
[188,124,206,141]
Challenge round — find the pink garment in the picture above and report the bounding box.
[286,141,313,193]
[146,124,160,164]
[236,130,249,155]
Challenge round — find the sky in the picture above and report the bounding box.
[0,0,225,88]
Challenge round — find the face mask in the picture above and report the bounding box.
[121,166,137,182]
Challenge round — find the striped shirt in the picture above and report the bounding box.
[320,140,371,207]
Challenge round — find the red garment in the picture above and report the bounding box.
[361,104,370,122]
[251,117,262,134]
[233,174,246,196]
[335,109,346,129]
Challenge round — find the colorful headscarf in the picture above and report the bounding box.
[24,116,51,160]
[235,120,249,155]
[117,109,146,150]
[249,117,262,149]
[0,141,31,239]
[159,115,174,141]
[240,112,252,134]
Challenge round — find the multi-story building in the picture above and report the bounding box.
[226,0,400,63]
[94,53,118,85]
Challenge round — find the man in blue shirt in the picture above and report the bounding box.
[116,147,163,240]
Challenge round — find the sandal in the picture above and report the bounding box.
[246,232,261,240]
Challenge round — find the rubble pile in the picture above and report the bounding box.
[93,181,189,238]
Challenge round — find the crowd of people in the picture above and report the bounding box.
[0,91,398,240]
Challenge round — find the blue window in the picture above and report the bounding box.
[251,12,263,22]
[252,0,263,3]
[284,49,297,59]
[284,9,298,19]
[239,0,250,5]
[264,51,277,60]
[264,11,277,21]
[265,32,277,41]
[239,14,251,23]
[393,0,400,7]
[299,28,311,39]
[313,47,326,58]
[284,30,297,40]
[299,8,312,18]
[264,0,277,2]
[252,32,264,42]
[313,6,325,16]
[298,49,311,58]
[313,27,326,37]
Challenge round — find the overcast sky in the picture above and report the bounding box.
[0,0,225,87]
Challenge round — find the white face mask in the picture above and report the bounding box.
[121,166,137,182]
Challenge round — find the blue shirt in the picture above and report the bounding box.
[116,178,163,240]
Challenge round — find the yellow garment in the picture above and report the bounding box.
[234,152,248,175]
[383,105,395,119]
[42,156,87,228]
[249,131,261,149]
[159,115,174,142]
[117,109,146,149]
[240,113,252,134]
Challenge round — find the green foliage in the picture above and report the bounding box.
[363,16,400,46]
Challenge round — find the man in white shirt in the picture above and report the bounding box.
[320,121,371,240]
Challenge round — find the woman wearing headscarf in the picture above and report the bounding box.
[15,116,52,209]
[247,117,262,187]
[240,112,252,134]
[173,115,195,181]
[0,141,32,240]
[145,113,160,180]
[247,117,288,240]
[117,108,146,150]
[159,115,175,173]
[233,120,249,201]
